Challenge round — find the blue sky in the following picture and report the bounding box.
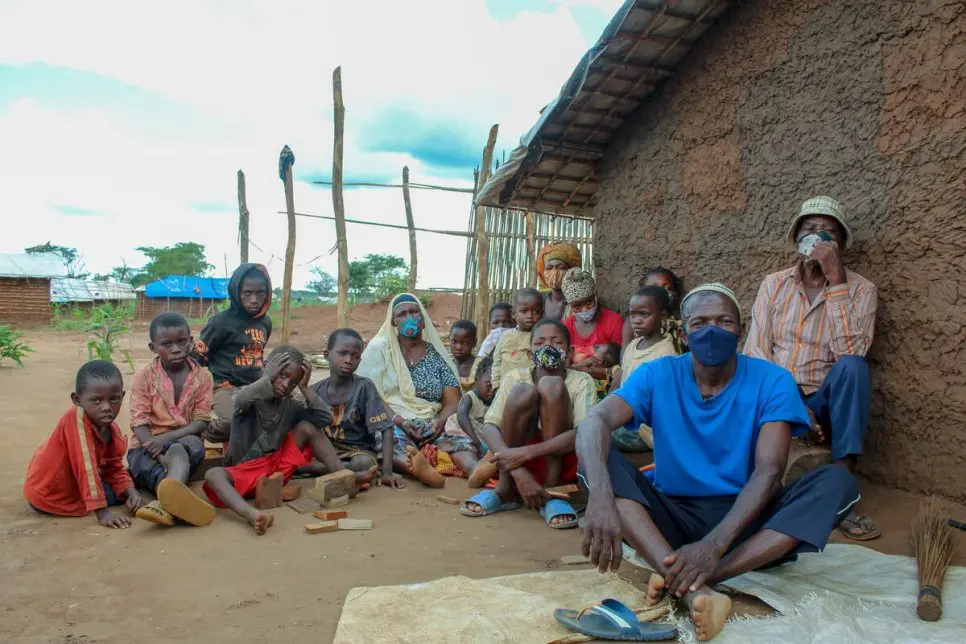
[0,0,620,289]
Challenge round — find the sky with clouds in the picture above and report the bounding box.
[0,0,622,290]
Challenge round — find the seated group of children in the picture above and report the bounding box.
[23,262,685,535]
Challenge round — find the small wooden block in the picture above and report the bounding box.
[337,519,372,531]
[285,495,320,514]
[255,473,284,510]
[313,510,348,521]
[561,554,590,565]
[435,494,460,505]
[547,490,571,500]
[547,484,579,497]
[320,494,349,508]
[318,469,356,501]
[304,521,339,534]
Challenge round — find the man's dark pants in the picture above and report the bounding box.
[803,356,871,461]
[599,448,860,558]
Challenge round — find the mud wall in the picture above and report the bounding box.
[0,278,51,323]
[593,0,966,499]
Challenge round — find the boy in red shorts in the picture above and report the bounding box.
[202,345,370,534]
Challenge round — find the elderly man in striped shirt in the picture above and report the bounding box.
[744,196,878,541]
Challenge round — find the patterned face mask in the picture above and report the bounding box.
[574,301,598,323]
[399,315,422,338]
[532,345,565,370]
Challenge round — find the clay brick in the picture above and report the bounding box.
[285,495,320,514]
[307,470,355,503]
[282,484,302,501]
[255,473,284,510]
[313,510,348,521]
[561,554,590,565]
[319,494,349,509]
[337,519,372,531]
[304,521,338,534]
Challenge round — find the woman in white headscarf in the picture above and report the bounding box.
[357,293,481,486]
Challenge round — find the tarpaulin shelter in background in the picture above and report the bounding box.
[136,275,229,321]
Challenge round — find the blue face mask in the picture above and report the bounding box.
[687,325,738,366]
[399,315,422,338]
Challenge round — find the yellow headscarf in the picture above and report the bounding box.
[536,242,581,290]
[357,293,459,422]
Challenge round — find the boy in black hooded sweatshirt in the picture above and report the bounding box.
[192,264,273,442]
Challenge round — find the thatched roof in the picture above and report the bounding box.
[476,0,729,216]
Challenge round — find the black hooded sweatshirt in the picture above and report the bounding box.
[192,264,273,387]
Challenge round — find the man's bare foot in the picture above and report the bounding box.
[467,456,498,488]
[405,445,445,488]
[245,509,275,535]
[351,465,379,497]
[646,573,665,606]
[686,587,731,641]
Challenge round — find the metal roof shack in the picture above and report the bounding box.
[476,0,729,216]
[50,278,135,303]
[0,252,68,279]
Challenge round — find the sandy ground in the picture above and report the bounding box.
[1,301,964,642]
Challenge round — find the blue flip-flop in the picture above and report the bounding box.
[540,498,578,529]
[459,489,521,517]
[554,598,678,641]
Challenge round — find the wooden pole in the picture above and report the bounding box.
[402,166,418,292]
[473,125,499,336]
[525,211,536,288]
[332,66,350,328]
[237,169,250,264]
[280,146,297,343]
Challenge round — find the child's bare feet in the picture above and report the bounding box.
[245,508,275,535]
[467,455,498,488]
[686,587,731,641]
[405,445,445,488]
[646,573,665,606]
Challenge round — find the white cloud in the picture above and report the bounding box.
[0,0,622,288]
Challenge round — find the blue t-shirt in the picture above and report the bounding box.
[614,354,809,497]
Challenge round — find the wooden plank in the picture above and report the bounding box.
[473,125,499,337]
[402,165,418,292]
[332,66,350,328]
[305,521,339,534]
[237,169,249,264]
[280,145,297,343]
[337,519,372,530]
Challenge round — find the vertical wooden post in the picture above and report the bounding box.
[525,211,536,288]
[280,145,297,343]
[473,124,499,336]
[332,66,350,328]
[237,169,249,264]
[402,166,418,293]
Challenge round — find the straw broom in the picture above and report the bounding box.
[911,497,957,621]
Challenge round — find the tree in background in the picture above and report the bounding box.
[348,254,408,302]
[306,267,338,297]
[25,242,88,278]
[93,260,146,285]
[136,242,213,283]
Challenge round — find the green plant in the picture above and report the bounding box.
[0,325,33,366]
[85,304,135,372]
[417,291,434,310]
[52,304,88,331]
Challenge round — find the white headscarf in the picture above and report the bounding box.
[357,293,459,421]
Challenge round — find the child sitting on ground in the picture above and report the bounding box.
[203,345,375,534]
[611,285,680,451]
[310,328,404,490]
[448,320,479,392]
[460,319,596,529]
[491,289,544,389]
[440,357,498,487]
[191,263,273,443]
[129,312,217,527]
[24,360,144,528]
[477,303,514,358]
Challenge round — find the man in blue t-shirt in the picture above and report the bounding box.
[576,284,859,642]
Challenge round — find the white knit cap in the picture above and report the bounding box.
[680,283,741,319]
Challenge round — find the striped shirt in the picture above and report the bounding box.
[743,266,877,395]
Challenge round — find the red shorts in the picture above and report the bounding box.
[522,436,579,484]
[203,434,313,507]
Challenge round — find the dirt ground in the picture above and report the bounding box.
[1,302,964,643]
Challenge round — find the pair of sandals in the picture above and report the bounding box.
[458,489,578,529]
